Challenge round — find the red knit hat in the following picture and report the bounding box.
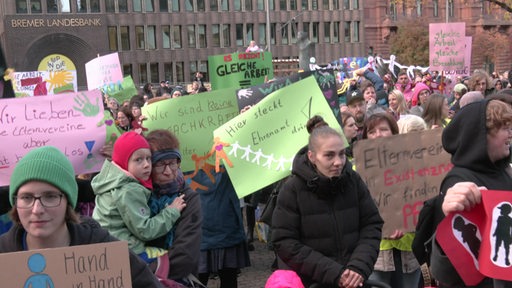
[112,131,150,171]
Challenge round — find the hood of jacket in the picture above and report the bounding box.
[91,160,144,196]
[442,99,510,174]
[291,146,350,199]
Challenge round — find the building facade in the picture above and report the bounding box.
[0,0,365,89]
[0,0,510,90]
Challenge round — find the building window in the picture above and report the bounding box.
[303,22,310,39]
[148,26,156,49]
[106,0,115,12]
[212,25,221,47]
[221,0,229,10]
[333,21,339,42]
[48,0,71,13]
[290,0,297,10]
[343,0,349,9]
[322,0,329,10]
[246,24,254,46]
[198,25,207,48]
[279,0,286,10]
[134,0,142,11]
[416,0,422,16]
[236,24,244,46]
[291,21,298,44]
[173,26,182,48]
[133,0,154,11]
[211,0,218,11]
[185,0,193,11]
[187,25,196,48]
[448,0,454,17]
[433,0,438,17]
[150,63,159,83]
[176,62,185,83]
[139,63,148,85]
[332,0,338,9]
[352,0,358,9]
[245,0,252,11]
[301,0,306,10]
[164,63,173,83]
[259,23,266,46]
[323,22,330,43]
[312,0,318,10]
[198,0,205,11]
[123,64,132,78]
[77,0,87,12]
[136,26,145,49]
[312,22,319,43]
[190,61,198,80]
[281,25,289,45]
[172,0,179,11]
[119,0,128,12]
[223,24,231,47]
[160,0,168,11]
[91,0,100,12]
[16,0,28,13]
[163,26,171,48]
[234,0,241,11]
[257,0,264,10]
[121,26,130,50]
[108,26,118,51]
[352,21,359,42]
[390,2,396,20]
[31,0,42,13]
[146,0,154,11]
[344,21,350,42]
[270,23,276,45]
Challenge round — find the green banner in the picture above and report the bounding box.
[141,87,240,172]
[102,76,138,104]
[213,76,346,198]
[208,52,274,90]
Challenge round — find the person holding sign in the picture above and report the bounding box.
[92,132,186,265]
[361,113,421,288]
[272,116,383,288]
[430,99,512,287]
[0,146,162,286]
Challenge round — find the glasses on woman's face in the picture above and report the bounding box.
[15,193,64,209]
[153,160,179,173]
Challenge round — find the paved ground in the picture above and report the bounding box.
[206,236,276,288]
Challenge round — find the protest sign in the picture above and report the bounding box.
[102,76,138,104]
[0,241,132,287]
[0,90,106,186]
[437,190,512,285]
[13,70,78,97]
[353,129,452,235]
[214,76,345,198]
[236,69,339,122]
[208,51,273,90]
[85,52,123,91]
[429,22,467,73]
[142,87,240,172]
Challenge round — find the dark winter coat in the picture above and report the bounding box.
[272,146,383,287]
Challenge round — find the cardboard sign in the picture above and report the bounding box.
[437,190,512,285]
[235,69,339,124]
[85,52,123,91]
[142,87,240,172]
[208,52,274,90]
[353,129,452,235]
[13,70,78,97]
[429,22,467,72]
[0,90,106,186]
[214,76,345,198]
[0,241,132,287]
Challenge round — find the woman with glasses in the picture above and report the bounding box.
[410,82,431,117]
[146,129,203,287]
[0,146,162,286]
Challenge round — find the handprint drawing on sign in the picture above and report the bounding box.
[73,92,100,117]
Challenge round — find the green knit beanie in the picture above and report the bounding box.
[9,146,78,208]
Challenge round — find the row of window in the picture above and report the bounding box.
[15,0,359,14]
[389,0,455,20]
[123,60,207,85]
[108,21,359,51]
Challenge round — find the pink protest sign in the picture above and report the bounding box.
[429,22,467,72]
[85,52,123,90]
[0,90,106,186]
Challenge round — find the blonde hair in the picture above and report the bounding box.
[388,89,409,114]
[397,114,427,134]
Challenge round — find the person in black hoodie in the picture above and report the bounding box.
[0,146,162,287]
[272,116,383,288]
[431,99,512,287]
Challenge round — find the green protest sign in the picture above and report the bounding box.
[102,76,138,104]
[213,76,345,198]
[141,87,240,172]
[208,52,274,90]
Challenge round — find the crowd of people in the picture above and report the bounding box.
[1,61,512,288]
